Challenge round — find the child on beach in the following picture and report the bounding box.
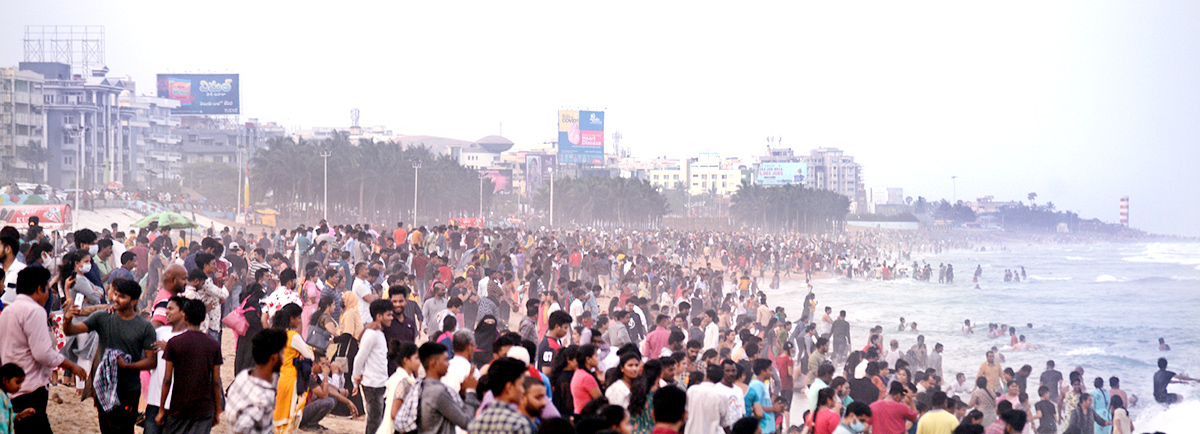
[0,363,36,433]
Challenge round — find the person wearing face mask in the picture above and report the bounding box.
[1,236,26,305]
[835,401,873,434]
[73,229,104,288]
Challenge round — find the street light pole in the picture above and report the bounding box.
[412,161,422,224]
[321,150,332,221]
[548,168,555,227]
[952,175,958,203]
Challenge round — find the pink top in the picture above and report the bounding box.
[0,294,66,396]
[570,368,600,414]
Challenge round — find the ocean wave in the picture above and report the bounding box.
[1095,274,1124,283]
[1065,347,1106,356]
[1064,256,1093,261]
[1028,275,1072,281]
[1134,399,1200,433]
[1122,243,1200,266]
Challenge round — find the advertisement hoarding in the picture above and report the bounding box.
[156,74,240,115]
[479,169,513,194]
[0,204,72,228]
[757,162,808,186]
[525,154,557,200]
[557,110,604,165]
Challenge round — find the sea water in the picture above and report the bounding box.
[765,241,1200,432]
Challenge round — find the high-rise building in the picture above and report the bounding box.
[0,67,46,183]
[120,93,180,188]
[20,62,132,189]
[800,147,862,198]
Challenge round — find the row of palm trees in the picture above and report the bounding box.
[249,132,492,224]
[532,176,668,227]
[730,181,851,232]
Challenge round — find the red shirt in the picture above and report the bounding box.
[652,427,680,434]
[868,399,918,434]
[814,408,840,434]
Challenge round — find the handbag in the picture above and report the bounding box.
[222,295,256,337]
[306,317,333,349]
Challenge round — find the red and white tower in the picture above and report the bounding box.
[1119,196,1129,226]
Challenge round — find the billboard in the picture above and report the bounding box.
[557,110,604,165]
[156,74,240,115]
[525,154,557,200]
[757,162,808,186]
[0,204,72,228]
[479,169,513,194]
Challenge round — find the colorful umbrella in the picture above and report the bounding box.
[132,211,198,229]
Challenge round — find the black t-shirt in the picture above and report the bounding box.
[1154,369,1176,402]
[537,336,561,371]
[848,376,878,404]
[1039,369,1062,397]
[1034,400,1056,433]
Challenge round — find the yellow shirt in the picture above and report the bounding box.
[916,409,959,434]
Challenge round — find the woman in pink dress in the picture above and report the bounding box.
[299,266,320,337]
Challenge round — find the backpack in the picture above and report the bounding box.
[393,378,425,434]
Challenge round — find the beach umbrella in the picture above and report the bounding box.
[133,211,198,229]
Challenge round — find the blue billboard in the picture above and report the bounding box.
[156,74,240,115]
[758,162,808,185]
[557,110,604,165]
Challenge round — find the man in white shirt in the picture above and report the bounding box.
[714,360,745,429]
[352,262,375,326]
[145,296,188,434]
[884,340,904,368]
[685,365,731,434]
[441,330,476,392]
[702,310,720,352]
[354,299,394,434]
[569,289,585,326]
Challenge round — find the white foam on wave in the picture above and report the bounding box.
[1064,256,1092,261]
[1123,242,1200,266]
[1134,399,1200,433]
[1065,347,1105,356]
[1095,274,1124,283]
[1028,275,1072,281]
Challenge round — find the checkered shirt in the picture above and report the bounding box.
[226,370,276,434]
[466,402,535,434]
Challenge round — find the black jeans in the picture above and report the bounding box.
[363,386,387,434]
[97,389,140,434]
[11,386,50,433]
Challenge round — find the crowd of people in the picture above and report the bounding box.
[0,219,1182,434]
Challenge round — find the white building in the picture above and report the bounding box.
[0,67,47,183]
[120,94,180,188]
[686,156,743,196]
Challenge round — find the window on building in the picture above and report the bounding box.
[673,175,679,180]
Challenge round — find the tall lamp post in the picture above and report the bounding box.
[952,175,958,203]
[412,160,422,224]
[478,172,487,220]
[320,150,332,221]
[547,167,555,227]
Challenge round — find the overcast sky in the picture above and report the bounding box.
[4,1,1199,236]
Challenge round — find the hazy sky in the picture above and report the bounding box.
[5,1,1199,236]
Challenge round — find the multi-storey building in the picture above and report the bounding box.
[0,67,46,183]
[21,62,131,190]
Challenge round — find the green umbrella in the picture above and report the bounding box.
[133,211,198,229]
